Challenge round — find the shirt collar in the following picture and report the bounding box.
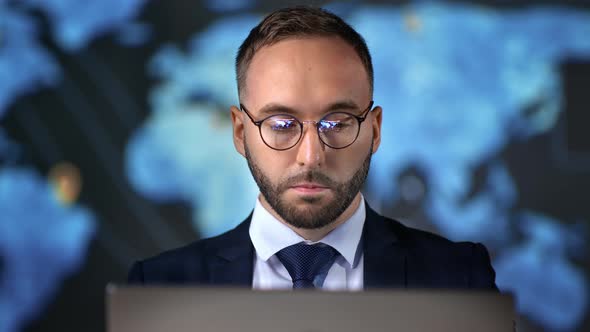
[249,194,366,268]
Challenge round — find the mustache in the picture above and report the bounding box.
[279,170,337,190]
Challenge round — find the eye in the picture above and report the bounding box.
[269,118,297,131]
[319,120,349,132]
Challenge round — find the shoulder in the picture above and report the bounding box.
[367,206,484,255]
[387,216,482,254]
[127,218,251,284]
[366,208,497,289]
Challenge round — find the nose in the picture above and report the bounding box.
[295,122,325,167]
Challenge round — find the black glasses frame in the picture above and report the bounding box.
[239,101,374,151]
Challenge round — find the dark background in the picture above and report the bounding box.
[0,1,588,331]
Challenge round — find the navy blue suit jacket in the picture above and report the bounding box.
[128,203,498,290]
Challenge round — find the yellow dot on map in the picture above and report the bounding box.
[49,162,82,205]
[404,12,422,33]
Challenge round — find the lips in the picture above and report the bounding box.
[291,182,329,193]
[292,182,328,189]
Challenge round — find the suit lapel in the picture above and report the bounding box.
[363,203,407,289]
[208,214,255,286]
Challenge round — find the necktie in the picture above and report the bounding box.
[276,243,338,289]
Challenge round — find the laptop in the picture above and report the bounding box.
[107,285,515,332]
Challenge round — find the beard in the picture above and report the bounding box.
[244,142,372,230]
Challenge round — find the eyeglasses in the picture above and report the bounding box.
[240,101,374,151]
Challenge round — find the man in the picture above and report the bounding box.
[128,6,498,290]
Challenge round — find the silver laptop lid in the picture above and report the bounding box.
[107,285,515,332]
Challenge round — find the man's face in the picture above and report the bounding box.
[231,36,382,229]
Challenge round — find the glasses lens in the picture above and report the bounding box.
[261,115,301,149]
[318,112,359,148]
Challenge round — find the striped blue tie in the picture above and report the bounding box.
[276,243,338,289]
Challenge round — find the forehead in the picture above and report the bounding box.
[243,36,371,115]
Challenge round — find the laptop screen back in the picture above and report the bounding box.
[107,286,515,332]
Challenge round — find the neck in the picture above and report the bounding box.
[260,193,362,242]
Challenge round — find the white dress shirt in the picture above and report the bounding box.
[249,195,366,290]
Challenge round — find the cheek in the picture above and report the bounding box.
[359,121,375,144]
[260,156,289,179]
[327,141,370,176]
[244,127,270,159]
[246,137,292,179]
[333,126,372,172]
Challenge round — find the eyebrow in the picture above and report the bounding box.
[257,100,362,117]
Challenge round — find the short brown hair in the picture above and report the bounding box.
[235,6,373,99]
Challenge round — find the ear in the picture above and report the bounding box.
[370,106,382,154]
[230,105,246,157]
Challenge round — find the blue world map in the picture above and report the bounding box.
[0,1,146,331]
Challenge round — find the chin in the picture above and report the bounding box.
[286,216,334,230]
[297,195,324,204]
